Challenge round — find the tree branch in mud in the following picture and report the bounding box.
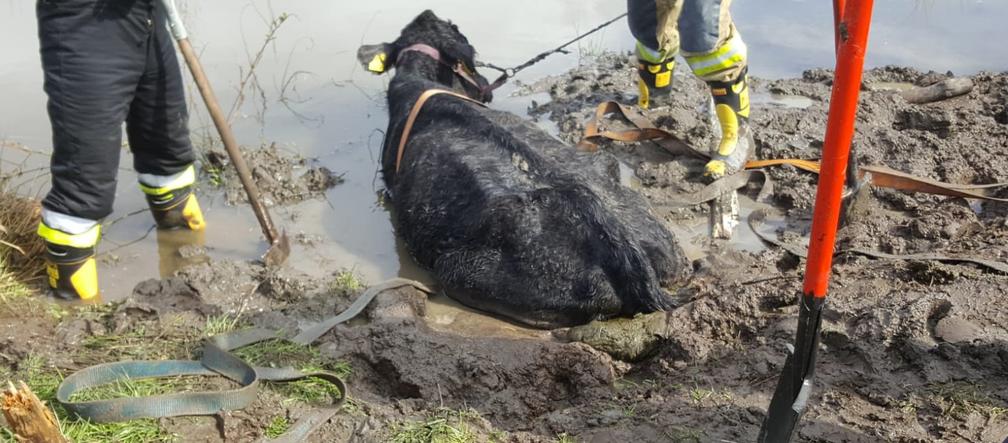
[1,381,68,443]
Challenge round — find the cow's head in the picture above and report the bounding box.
[357,10,493,102]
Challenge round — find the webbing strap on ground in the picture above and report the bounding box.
[580,100,1008,202]
[654,170,771,208]
[56,278,432,441]
[748,207,1008,274]
[579,100,1008,272]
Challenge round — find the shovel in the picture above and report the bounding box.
[758,0,874,441]
[160,0,290,266]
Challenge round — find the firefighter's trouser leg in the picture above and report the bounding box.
[627,0,752,175]
[37,0,196,221]
[36,0,200,298]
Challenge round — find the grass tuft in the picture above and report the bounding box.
[202,313,247,337]
[232,339,351,404]
[330,269,364,294]
[926,381,1008,420]
[0,256,34,305]
[264,415,291,439]
[664,425,704,442]
[4,355,177,443]
[389,408,481,443]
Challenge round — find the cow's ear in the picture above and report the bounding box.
[357,43,393,74]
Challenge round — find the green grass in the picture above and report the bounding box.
[231,339,351,404]
[688,385,714,405]
[926,381,1007,420]
[202,313,246,337]
[0,258,32,303]
[389,408,481,443]
[264,416,291,439]
[663,425,704,442]
[77,327,193,363]
[2,355,177,443]
[555,432,578,443]
[991,406,1007,420]
[330,269,364,294]
[0,255,41,317]
[204,166,224,188]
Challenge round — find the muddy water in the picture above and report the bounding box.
[1,0,1005,304]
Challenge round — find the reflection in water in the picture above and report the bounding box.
[156,228,209,278]
[1,0,1005,302]
[426,292,552,340]
[749,92,815,110]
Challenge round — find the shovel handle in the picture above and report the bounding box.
[161,0,187,40]
[160,0,281,245]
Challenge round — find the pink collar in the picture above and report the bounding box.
[397,43,442,63]
[395,43,492,103]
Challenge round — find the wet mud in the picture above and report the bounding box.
[4,54,1008,442]
[203,143,344,207]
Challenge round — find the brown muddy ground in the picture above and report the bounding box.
[3,54,1008,442]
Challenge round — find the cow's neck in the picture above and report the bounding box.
[394,51,445,88]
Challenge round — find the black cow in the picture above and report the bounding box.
[359,10,689,328]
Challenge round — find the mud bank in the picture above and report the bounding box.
[3,55,1008,442]
[523,53,1008,442]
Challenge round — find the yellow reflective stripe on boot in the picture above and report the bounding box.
[46,262,59,289]
[37,222,101,248]
[182,194,206,231]
[655,70,672,88]
[736,79,751,118]
[139,165,196,196]
[70,258,99,300]
[685,34,747,78]
[715,103,740,156]
[638,78,652,109]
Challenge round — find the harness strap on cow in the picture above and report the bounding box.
[395,88,487,174]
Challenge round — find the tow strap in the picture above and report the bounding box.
[578,100,1008,272]
[579,100,1008,203]
[56,278,432,442]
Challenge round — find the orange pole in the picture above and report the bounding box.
[758,1,874,441]
[803,0,874,298]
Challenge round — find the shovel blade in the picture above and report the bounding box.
[758,347,805,442]
[261,231,290,267]
[759,294,826,443]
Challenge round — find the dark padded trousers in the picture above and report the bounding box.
[37,0,194,220]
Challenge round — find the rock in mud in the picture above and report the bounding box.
[557,311,669,362]
[933,316,984,344]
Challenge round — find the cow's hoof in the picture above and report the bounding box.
[555,311,669,362]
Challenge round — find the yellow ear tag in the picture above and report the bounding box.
[368,53,387,73]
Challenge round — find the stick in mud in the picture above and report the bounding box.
[1,381,68,443]
[708,191,740,239]
[900,77,974,104]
